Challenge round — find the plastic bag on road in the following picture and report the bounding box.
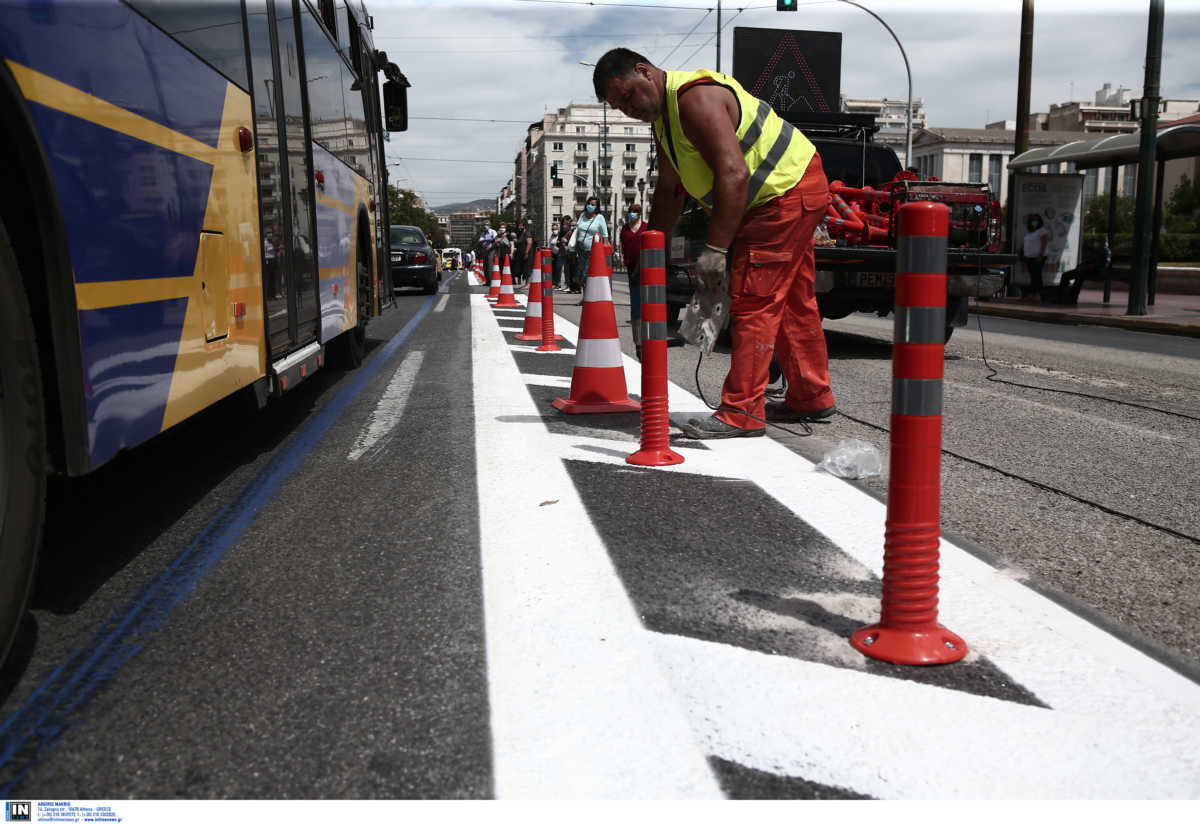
[817,438,882,479]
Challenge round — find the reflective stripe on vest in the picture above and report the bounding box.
[654,69,815,213]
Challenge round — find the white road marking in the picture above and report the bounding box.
[346,350,426,461]
[475,304,1200,798]
[472,294,721,799]
[651,631,1199,799]
[434,294,450,313]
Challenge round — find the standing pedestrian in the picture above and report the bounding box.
[513,218,534,285]
[619,203,648,358]
[1020,214,1050,302]
[593,48,834,439]
[480,223,497,286]
[574,195,608,286]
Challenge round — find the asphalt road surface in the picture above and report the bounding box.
[2,271,1197,799]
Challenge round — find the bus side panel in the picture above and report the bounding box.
[0,2,265,469]
[312,141,354,341]
[356,175,380,319]
[160,82,265,433]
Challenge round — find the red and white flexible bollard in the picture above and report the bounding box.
[626,231,683,467]
[850,201,967,666]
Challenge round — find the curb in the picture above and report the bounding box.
[972,303,1200,338]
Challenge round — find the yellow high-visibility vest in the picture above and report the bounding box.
[653,69,815,212]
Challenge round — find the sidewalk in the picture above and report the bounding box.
[973,287,1200,337]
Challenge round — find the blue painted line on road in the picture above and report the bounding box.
[0,273,459,793]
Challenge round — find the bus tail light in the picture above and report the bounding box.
[237,126,253,153]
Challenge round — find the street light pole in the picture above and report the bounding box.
[836,0,913,166]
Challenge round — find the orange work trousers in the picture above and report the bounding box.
[715,154,834,431]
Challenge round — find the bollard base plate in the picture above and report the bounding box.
[535,343,563,352]
[626,448,685,467]
[850,623,968,666]
[517,332,564,341]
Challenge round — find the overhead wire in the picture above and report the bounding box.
[675,7,745,69]
[656,9,712,66]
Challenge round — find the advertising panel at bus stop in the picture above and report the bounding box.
[1011,172,1085,286]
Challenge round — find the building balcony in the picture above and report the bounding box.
[574,150,589,159]
[622,151,638,160]
[574,181,590,192]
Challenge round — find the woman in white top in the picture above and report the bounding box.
[1020,214,1051,301]
[574,195,609,270]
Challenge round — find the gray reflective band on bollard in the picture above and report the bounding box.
[898,235,948,275]
[892,379,943,416]
[639,320,668,341]
[640,248,666,269]
[641,284,666,305]
[894,306,946,345]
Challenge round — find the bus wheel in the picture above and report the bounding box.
[0,220,46,667]
[328,259,369,369]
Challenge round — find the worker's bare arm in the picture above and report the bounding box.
[678,84,747,250]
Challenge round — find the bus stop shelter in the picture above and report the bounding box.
[1009,121,1200,305]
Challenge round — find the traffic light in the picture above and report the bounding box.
[551,163,558,181]
[777,0,797,10]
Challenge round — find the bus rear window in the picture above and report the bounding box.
[391,228,425,246]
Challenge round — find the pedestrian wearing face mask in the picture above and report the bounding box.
[619,203,648,358]
[574,196,609,284]
[1020,214,1050,302]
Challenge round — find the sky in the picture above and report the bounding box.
[367,0,1200,209]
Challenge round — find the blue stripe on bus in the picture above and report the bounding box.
[28,103,214,283]
[0,0,227,148]
[78,298,189,468]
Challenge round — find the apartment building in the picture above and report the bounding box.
[519,101,657,246]
[840,95,927,166]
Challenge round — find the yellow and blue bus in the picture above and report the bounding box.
[0,0,409,661]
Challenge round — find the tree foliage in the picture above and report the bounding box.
[1166,174,1200,233]
[387,185,446,246]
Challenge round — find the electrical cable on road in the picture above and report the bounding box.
[811,311,1200,546]
[693,349,814,437]
[970,303,1200,424]
[834,404,1200,547]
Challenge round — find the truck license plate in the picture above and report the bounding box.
[848,272,893,288]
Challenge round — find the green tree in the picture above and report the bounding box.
[1083,192,1135,236]
[387,185,447,246]
[1165,174,1200,233]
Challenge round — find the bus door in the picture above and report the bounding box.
[247,0,319,357]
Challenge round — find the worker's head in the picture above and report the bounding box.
[593,48,663,123]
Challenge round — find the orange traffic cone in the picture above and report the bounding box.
[495,254,518,307]
[553,237,640,414]
[516,249,547,340]
[487,257,501,300]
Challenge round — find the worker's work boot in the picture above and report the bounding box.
[681,415,765,439]
[764,401,837,422]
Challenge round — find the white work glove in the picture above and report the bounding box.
[679,277,731,355]
[695,243,728,289]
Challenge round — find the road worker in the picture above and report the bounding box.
[593,48,835,438]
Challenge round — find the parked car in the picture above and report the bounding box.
[390,225,440,294]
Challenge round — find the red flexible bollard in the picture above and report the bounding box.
[536,248,564,351]
[850,201,967,666]
[627,232,683,467]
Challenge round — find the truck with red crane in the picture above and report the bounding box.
[666,113,1013,342]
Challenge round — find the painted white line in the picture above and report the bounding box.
[651,631,1199,799]
[346,350,426,461]
[472,294,720,799]
[537,311,1200,797]
[434,294,450,313]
